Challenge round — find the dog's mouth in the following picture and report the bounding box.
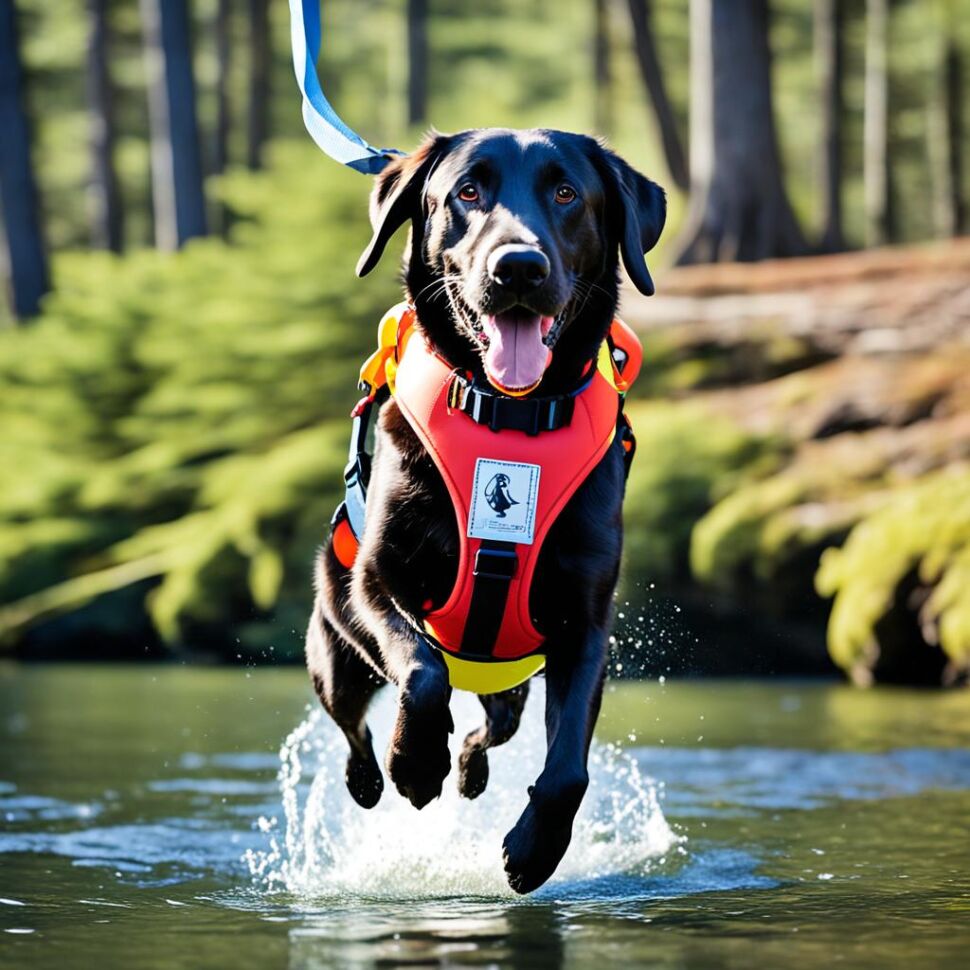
[442,275,574,394]
[477,308,556,394]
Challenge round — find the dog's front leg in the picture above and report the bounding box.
[369,607,454,810]
[502,626,608,893]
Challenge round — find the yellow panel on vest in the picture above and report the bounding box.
[359,301,410,394]
[438,649,546,694]
[597,338,619,391]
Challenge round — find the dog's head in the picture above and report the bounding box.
[358,129,665,394]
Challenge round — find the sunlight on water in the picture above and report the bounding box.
[245,682,684,899]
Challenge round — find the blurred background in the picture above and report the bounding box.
[0,0,967,686]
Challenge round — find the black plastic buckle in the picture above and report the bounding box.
[461,382,574,435]
[491,397,532,435]
[473,546,518,580]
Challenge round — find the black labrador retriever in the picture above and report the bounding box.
[307,128,665,893]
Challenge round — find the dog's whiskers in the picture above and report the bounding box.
[412,274,464,306]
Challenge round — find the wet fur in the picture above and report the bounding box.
[306,128,664,893]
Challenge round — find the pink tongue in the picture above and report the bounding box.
[481,311,554,391]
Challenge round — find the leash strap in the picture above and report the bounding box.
[288,0,403,174]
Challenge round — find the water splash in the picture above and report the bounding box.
[609,588,698,679]
[245,682,683,899]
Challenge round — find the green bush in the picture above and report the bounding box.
[621,400,781,588]
[817,467,970,674]
[689,425,915,595]
[0,144,398,658]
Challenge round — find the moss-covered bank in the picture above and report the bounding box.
[621,242,970,684]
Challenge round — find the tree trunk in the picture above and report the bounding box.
[247,0,269,170]
[140,0,207,250]
[593,0,612,134]
[947,47,966,235]
[676,0,807,264]
[406,0,428,126]
[814,0,845,252]
[927,26,965,238]
[213,0,230,176]
[863,0,890,247]
[0,0,49,319]
[625,0,689,190]
[86,0,123,253]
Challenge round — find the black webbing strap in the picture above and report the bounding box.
[449,374,578,436]
[618,411,637,480]
[459,540,519,657]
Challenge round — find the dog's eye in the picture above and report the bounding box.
[457,183,480,203]
[555,184,577,205]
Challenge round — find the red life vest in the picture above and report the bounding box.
[333,303,641,692]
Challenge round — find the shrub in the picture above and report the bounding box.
[621,400,780,588]
[816,466,970,675]
[0,144,397,658]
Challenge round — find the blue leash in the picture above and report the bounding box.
[289,0,403,174]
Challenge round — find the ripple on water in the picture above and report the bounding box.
[635,746,970,814]
[244,683,685,900]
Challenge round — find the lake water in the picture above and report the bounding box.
[1,665,968,968]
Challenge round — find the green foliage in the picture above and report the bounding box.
[690,434,970,677]
[0,144,397,657]
[690,429,909,597]
[620,400,781,587]
[817,467,970,671]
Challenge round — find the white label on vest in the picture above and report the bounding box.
[467,458,541,545]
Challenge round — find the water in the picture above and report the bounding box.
[1,665,968,968]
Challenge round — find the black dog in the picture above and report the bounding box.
[307,128,665,893]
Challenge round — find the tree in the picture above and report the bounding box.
[625,0,688,190]
[213,0,230,177]
[593,0,612,134]
[247,0,270,170]
[863,0,890,247]
[139,0,207,250]
[85,0,123,252]
[926,10,965,238]
[0,0,49,319]
[676,0,807,264]
[814,0,845,252]
[407,0,428,126]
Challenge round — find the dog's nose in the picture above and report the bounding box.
[487,245,550,294]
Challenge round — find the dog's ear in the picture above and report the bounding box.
[593,145,666,296]
[356,134,448,277]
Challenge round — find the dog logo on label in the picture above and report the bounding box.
[467,458,540,545]
[484,473,519,518]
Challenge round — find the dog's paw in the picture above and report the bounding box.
[502,778,587,894]
[457,745,489,800]
[502,802,563,894]
[386,739,451,809]
[345,750,383,809]
[385,667,453,809]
